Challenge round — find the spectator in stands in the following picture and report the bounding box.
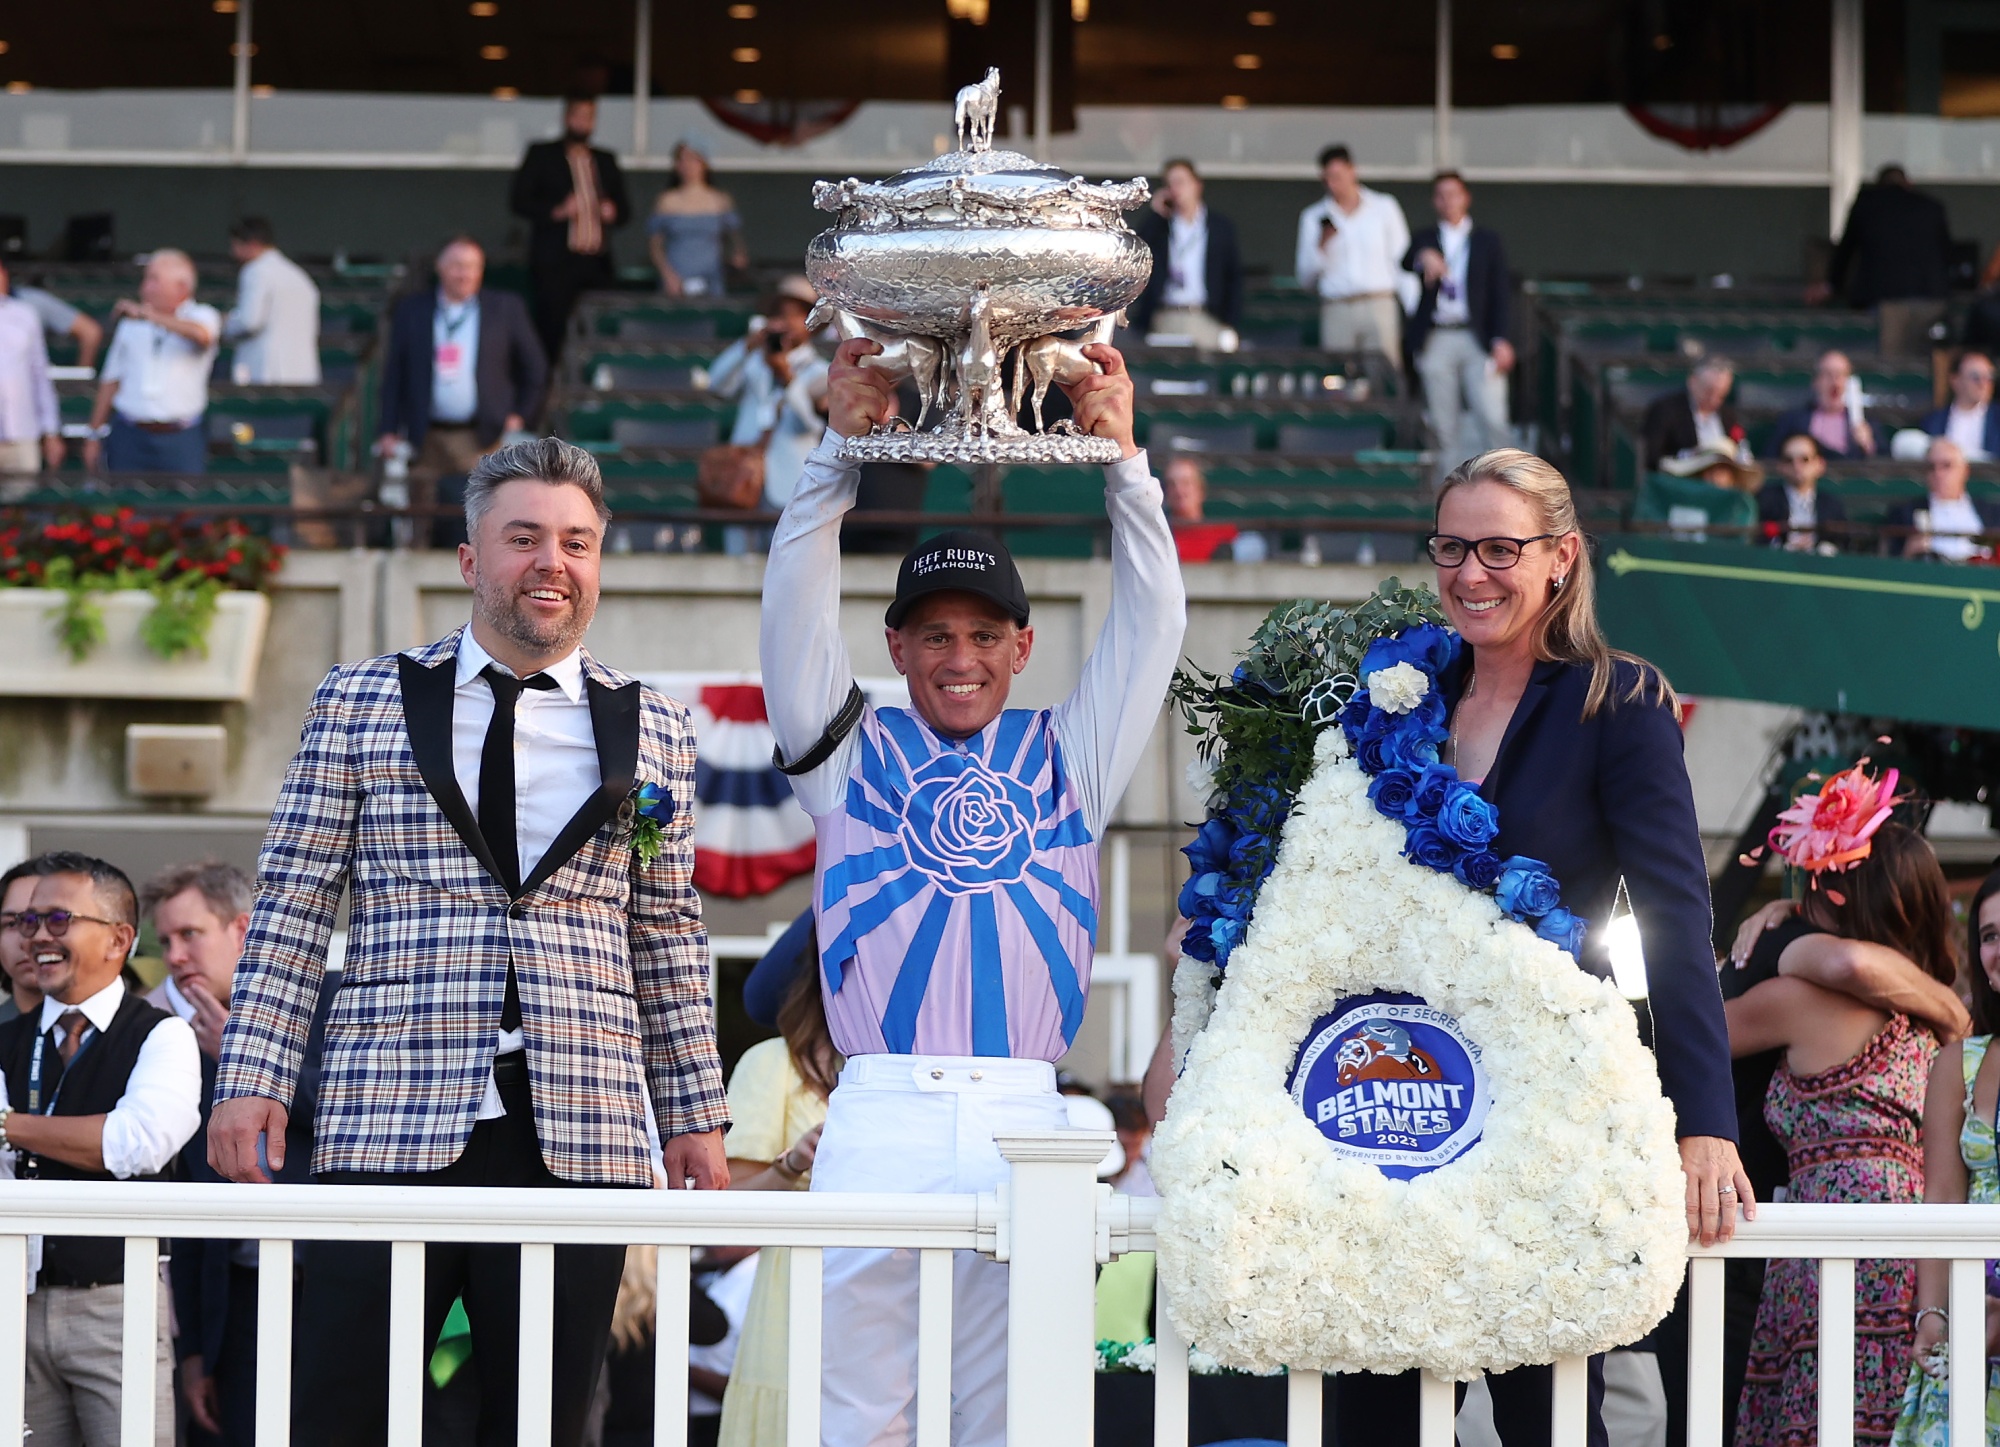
[511,94,630,364]
[82,250,220,475]
[1295,144,1413,368]
[1163,454,1264,563]
[0,852,200,1447]
[0,262,103,370]
[1885,436,2000,561]
[1127,158,1243,350]
[1819,165,1953,355]
[223,217,321,386]
[1766,349,1879,460]
[648,142,747,299]
[0,856,50,1027]
[706,276,828,515]
[1106,1093,1155,1197]
[0,258,63,474]
[139,860,334,1447]
[689,1246,760,1447]
[1757,433,1848,551]
[601,1246,732,1447]
[1921,349,2000,462]
[1641,355,1740,470]
[376,235,547,539]
[1659,440,1762,494]
[1403,170,1513,476]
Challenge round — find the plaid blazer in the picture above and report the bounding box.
[213,629,728,1184]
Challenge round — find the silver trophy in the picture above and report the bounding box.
[805,69,1152,465]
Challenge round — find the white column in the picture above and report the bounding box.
[996,1130,1114,1447]
[231,0,253,162]
[1434,0,1452,170]
[632,0,652,159]
[1828,0,1865,237]
[1032,0,1053,160]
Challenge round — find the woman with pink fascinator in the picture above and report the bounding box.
[1724,765,1962,1446]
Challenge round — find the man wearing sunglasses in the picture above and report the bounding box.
[0,851,201,1447]
[1754,432,1847,552]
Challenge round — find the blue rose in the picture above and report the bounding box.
[1413,762,1458,818]
[1495,856,1562,919]
[1437,784,1500,849]
[1407,689,1449,736]
[1535,907,1588,958]
[1361,624,1459,681]
[899,752,1039,895]
[1338,693,1373,736]
[1227,830,1271,874]
[1453,850,1503,889]
[1181,924,1217,963]
[1177,869,1223,919]
[1210,915,1244,957]
[1368,767,1422,821]
[1403,824,1459,872]
[1183,817,1235,876]
[634,780,673,821]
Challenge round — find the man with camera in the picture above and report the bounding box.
[702,276,830,530]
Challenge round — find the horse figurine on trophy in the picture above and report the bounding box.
[953,68,1001,153]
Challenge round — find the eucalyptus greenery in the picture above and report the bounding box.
[1170,580,1447,806]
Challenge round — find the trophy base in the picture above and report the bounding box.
[838,428,1125,466]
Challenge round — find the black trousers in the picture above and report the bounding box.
[184,1262,262,1447]
[292,1073,627,1447]
[530,252,615,369]
[1334,1357,1609,1447]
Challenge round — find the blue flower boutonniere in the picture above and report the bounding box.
[624,781,673,868]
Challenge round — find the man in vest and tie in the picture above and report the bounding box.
[207,438,728,1447]
[0,851,202,1447]
[761,338,1187,1447]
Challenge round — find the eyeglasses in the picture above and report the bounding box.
[16,909,121,938]
[1425,533,1558,569]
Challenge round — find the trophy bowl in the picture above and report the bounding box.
[804,70,1152,465]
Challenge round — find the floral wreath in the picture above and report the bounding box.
[1152,585,1686,1379]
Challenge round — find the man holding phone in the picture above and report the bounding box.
[1294,144,1415,368]
[705,275,829,513]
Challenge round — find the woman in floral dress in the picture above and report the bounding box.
[1726,817,1960,1446]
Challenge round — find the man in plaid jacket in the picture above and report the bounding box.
[207,438,728,1447]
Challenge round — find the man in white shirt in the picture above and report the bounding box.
[224,218,321,386]
[0,852,201,1447]
[1922,349,1999,462]
[1294,145,1415,368]
[1889,435,2000,561]
[83,250,221,474]
[0,258,63,474]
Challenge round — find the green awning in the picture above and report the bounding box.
[1594,535,2000,730]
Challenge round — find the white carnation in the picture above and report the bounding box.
[1364,660,1431,714]
[1184,755,1218,799]
[1151,729,1686,1379]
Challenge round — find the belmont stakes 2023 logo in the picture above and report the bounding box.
[1286,991,1491,1181]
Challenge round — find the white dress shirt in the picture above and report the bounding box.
[1160,208,1209,310]
[431,294,482,425]
[99,301,222,424]
[1295,187,1416,309]
[1945,404,1992,462]
[451,630,601,1117]
[34,980,201,1179]
[226,248,322,385]
[0,295,58,443]
[1432,217,1474,327]
[1924,493,1985,562]
[1692,409,1727,452]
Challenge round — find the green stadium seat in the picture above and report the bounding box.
[1634,474,1756,529]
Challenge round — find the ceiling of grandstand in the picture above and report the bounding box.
[0,0,1975,115]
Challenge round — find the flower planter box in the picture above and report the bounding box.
[0,589,271,701]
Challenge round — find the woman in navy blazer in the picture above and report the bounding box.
[1338,448,1746,1447]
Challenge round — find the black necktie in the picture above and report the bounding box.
[479,664,558,1032]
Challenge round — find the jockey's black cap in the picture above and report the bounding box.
[884,529,1030,630]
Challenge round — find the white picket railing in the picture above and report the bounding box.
[6,1151,2000,1447]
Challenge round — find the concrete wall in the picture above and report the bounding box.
[14,163,2000,286]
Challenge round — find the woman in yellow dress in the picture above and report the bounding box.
[718,916,840,1447]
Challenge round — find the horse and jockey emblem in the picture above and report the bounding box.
[1333,1021,1441,1086]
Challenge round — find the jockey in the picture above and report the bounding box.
[759,335,1186,1447]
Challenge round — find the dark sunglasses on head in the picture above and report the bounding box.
[1424,533,1557,570]
[15,909,121,938]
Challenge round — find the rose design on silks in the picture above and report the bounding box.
[899,751,1038,895]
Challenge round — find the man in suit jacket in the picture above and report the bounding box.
[1762,349,1879,460]
[1125,159,1243,348]
[1755,432,1849,550]
[376,235,547,545]
[1921,348,2000,461]
[510,96,630,366]
[208,438,729,1447]
[1824,166,1953,354]
[140,862,335,1447]
[1402,171,1513,474]
[1884,435,2000,560]
[1641,355,1740,470]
